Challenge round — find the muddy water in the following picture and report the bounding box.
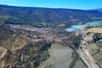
[39,43,86,68]
[38,43,73,68]
[48,43,73,68]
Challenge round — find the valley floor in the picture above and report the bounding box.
[39,43,87,68]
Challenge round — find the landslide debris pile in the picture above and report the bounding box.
[0,24,51,68]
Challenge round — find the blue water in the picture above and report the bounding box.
[65,20,102,32]
[65,25,83,32]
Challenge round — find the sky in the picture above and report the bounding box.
[0,0,102,9]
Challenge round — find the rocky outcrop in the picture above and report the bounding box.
[0,24,51,68]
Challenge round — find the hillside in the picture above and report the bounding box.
[0,5,102,27]
[72,24,102,68]
[83,26,102,67]
[0,20,102,68]
[0,24,52,68]
[0,23,88,68]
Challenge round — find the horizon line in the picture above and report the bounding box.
[0,4,100,10]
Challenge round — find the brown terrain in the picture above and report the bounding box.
[0,24,87,68]
[0,24,52,68]
[0,23,102,68]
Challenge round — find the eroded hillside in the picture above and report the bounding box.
[0,24,88,68]
[0,23,102,68]
[75,24,102,68]
[0,24,52,68]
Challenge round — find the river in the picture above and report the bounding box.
[39,43,86,68]
[65,20,102,32]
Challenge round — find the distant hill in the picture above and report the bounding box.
[0,5,102,27]
[95,8,102,13]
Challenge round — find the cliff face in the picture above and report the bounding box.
[0,24,51,68]
[78,25,102,68]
